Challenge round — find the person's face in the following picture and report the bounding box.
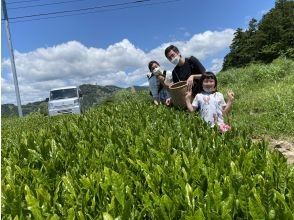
[166,50,180,61]
[202,78,216,91]
[151,63,159,72]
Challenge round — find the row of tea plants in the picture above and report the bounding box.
[2,91,294,219]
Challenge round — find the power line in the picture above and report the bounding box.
[6,0,46,5]
[6,0,152,20]
[9,0,180,23]
[8,0,93,10]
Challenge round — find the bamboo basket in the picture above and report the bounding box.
[169,81,187,109]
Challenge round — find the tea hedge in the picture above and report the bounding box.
[2,91,294,219]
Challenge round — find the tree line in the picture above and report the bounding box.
[222,0,294,71]
[1,84,123,117]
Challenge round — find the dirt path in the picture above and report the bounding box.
[268,139,294,165]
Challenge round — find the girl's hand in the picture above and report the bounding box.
[227,90,235,101]
[187,75,194,91]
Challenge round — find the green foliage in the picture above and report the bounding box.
[223,0,294,70]
[2,87,294,218]
[79,84,122,110]
[1,104,18,117]
[218,58,294,140]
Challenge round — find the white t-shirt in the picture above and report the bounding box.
[192,92,226,126]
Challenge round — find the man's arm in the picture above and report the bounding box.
[186,56,205,90]
[185,91,197,112]
[189,74,202,80]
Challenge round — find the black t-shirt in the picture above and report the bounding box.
[172,56,205,82]
[172,56,206,95]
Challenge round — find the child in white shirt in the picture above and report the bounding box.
[185,71,234,133]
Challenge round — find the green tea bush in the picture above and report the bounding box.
[2,90,294,219]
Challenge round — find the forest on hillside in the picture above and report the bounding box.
[222,0,294,70]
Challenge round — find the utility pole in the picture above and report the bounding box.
[2,0,23,117]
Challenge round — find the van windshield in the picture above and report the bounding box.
[50,88,77,100]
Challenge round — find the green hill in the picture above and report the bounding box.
[79,84,122,109]
[1,84,123,117]
[1,59,294,218]
[217,57,294,141]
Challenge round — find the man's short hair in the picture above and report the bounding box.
[165,45,180,58]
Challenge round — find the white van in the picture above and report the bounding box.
[48,86,83,116]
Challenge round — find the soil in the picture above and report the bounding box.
[268,139,294,165]
[253,137,294,165]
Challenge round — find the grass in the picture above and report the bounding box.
[217,58,294,141]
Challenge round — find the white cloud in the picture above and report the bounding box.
[182,29,235,60]
[207,58,224,73]
[1,29,234,104]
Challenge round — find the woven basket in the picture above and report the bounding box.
[169,81,187,109]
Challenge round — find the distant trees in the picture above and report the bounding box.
[222,0,294,70]
[1,84,123,117]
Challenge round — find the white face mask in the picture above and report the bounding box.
[170,55,180,65]
[152,67,163,75]
[203,87,215,93]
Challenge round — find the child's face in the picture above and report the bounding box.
[202,78,216,92]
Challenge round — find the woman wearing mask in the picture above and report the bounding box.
[147,60,172,105]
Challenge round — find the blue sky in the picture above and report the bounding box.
[1,0,275,104]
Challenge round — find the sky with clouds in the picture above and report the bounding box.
[1,0,275,104]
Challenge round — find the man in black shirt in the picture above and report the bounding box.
[165,45,206,95]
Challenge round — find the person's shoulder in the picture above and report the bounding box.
[148,75,157,82]
[215,92,224,98]
[185,56,200,66]
[196,92,204,98]
[188,56,200,62]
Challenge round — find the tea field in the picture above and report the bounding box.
[1,58,294,219]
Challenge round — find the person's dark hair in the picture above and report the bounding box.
[200,71,218,91]
[148,60,160,72]
[164,45,180,58]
